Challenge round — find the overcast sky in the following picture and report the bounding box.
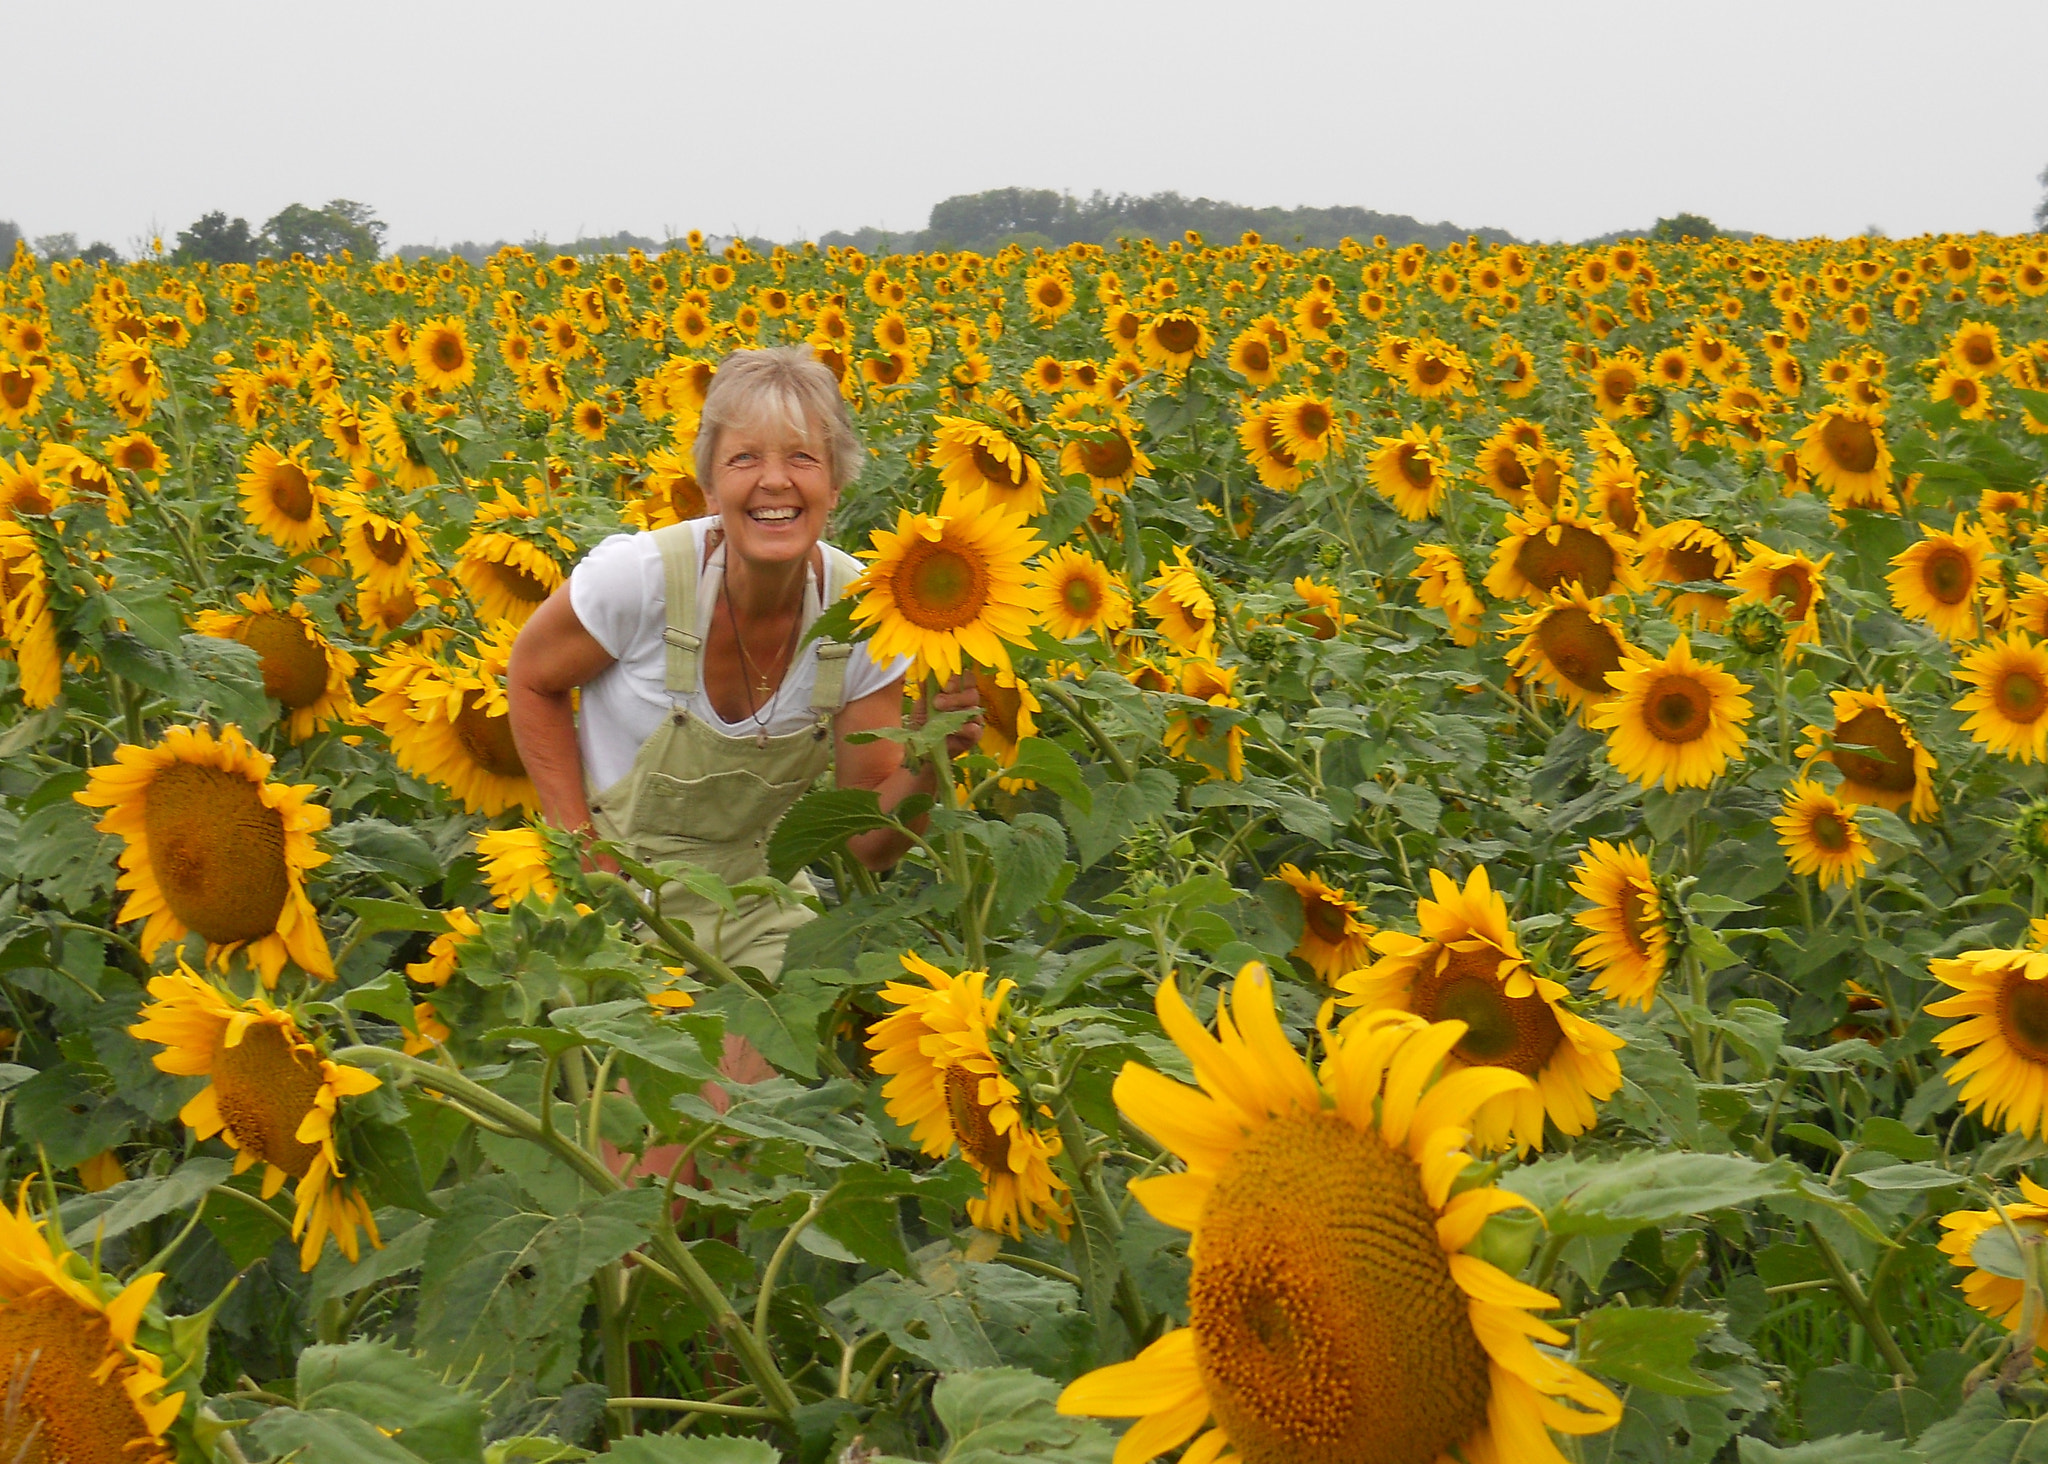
[12,0,2048,252]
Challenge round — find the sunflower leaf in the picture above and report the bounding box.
[1576,1305,1729,1397]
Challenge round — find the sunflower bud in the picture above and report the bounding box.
[1727,600,1788,658]
[520,409,552,439]
[1315,540,1345,570]
[2013,798,2048,870]
[1244,625,1285,664]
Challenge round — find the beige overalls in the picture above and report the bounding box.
[586,523,861,980]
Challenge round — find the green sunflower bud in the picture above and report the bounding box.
[1727,600,1788,658]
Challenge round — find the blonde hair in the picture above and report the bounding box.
[695,346,862,491]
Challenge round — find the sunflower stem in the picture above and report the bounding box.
[1773,653,1795,768]
[1035,679,1134,782]
[585,873,773,999]
[1804,1220,1914,1380]
[754,1192,825,1348]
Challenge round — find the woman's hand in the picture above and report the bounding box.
[916,672,984,759]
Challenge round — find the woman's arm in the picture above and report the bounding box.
[506,587,618,849]
[835,672,982,872]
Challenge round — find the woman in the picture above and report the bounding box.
[507,346,981,981]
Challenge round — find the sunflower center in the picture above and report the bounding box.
[1490,451,1530,493]
[1768,566,1813,617]
[1600,367,1636,402]
[975,673,1023,746]
[7,478,54,516]
[1190,1111,1492,1464]
[143,762,290,946]
[1819,415,1879,474]
[1303,893,1352,945]
[1515,524,1616,596]
[894,539,991,632]
[1078,436,1133,480]
[453,690,528,777]
[265,464,314,522]
[1809,810,1852,852]
[969,444,1024,491]
[1240,342,1272,373]
[1414,356,1451,387]
[1534,608,1624,695]
[2000,669,2048,722]
[1999,971,2048,1063]
[943,1066,1009,1174]
[1833,708,1916,794]
[1620,885,1660,956]
[1059,571,1102,618]
[238,611,331,710]
[1921,545,1974,605]
[1412,947,1567,1073]
[1397,447,1434,489]
[0,371,31,410]
[365,521,409,565]
[0,1288,161,1464]
[487,558,553,607]
[430,335,464,371]
[1641,674,1713,743]
[212,1018,325,1176]
[666,474,707,519]
[1662,544,1725,584]
[1154,318,1200,355]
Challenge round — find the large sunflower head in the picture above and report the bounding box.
[1793,402,1895,511]
[1032,544,1132,642]
[1057,411,1152,496]
[75,723,334,985]
[931,416,1049,520]
[1473,419,1550,505]
[129,963,381,1268]
[1237,404,1307,492]
[867,952,1070,1238]
[1483,501,1644,604]
[1938,1175,2048,1352]
[1275,863,1375,981]
[1587,636,1754,791]
[1929,944,2048,1138]
[1774,779,1877,890]
[339,501,432,599]
[1948,319,2005,378]
[850,483,1044,684]
[0,1183,185,1462]
[1569,839,1670,1011]
[1799,686,1939,821]
[1369,423,1449,521]
[1639,519,1739,627]
[1268,392,1343,463]
[1338,866,1624,1153]
[409,315,475,391]
[1135,309,1211,373]
[1953,630,2048,764]
[1143,547,1218,660]
[1887,519,1992,643]
[191,587,358,742]
[237,440,329,553]
[1501,585,1635,720]
[364,623,537,815]
[1057,963,1622,1463]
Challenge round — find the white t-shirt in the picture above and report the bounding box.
[569,520,910,794]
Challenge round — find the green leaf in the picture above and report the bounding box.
[1575,1306,1728,1397]
[981,813,1070,933]
[672,1078,881,1161]
[1915,1386,2039,1464]
[295,1340,487,1464]
[699,971,838,1079]
[550,1000,721,1079]
[1735,1436,1919,1463]
[248,1407,433,1464]
[1506,1151,1802,1236]
[606,1441,782,1464]
[901,1367,1113,1464]
[1859,1116,1939,1163]
[329,819,446,884]
[767,787,895,880]
[1069,767,1177,869]
[812,1162,920,1273]
[338,897,450,935]
[1846,1161,1959,1193]
[1004,736,1092,813]
[59,1155,231,1243]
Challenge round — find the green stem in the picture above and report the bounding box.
[607,1398,781,1420]
[586,873,773,999]
[1036,680,1134,782]
[1804,1221,1913,1379]
[755,1193,825,1347]
[992,1252,1083,1287]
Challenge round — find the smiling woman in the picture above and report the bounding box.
[506,346,984,982]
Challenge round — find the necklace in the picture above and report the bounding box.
[721,573,803,744]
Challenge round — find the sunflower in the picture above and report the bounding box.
[0,452,63,519]
[129,964,381,1269]
[1339,866,1624,1154]
[0,355,53,426]
[1290,576,1356,640]
[1588,637,1754,791]
[932,416,1048,519]
[1888,520,1992,642]
[1369,424,1449,520]
[1799,687,1939,821]
[570,399,609,441]
[1567,839,1670,1011]
[1937,1175,2048,1350]
[1484,501,1643,604]
[1502,585,1634,719]
[75,724,334,985]
[0,521,60,709]
[1165,659,1245,782]
[1274,863,1374,980]
[1953,631,2048,763]
[1412,543,1484,647]
[1032,544,1131,641]
[1473,419,1550,505]
[971,664,1041,778]
[1949,319,2005,377]
[1058,964,1622,1464]
[1236,405,1307,492]
[455,492,569,626]
[867,952,1070,1238]
[1227,327,1282,386]
[339,502,432,599]
[103,430,167,479]
[1727,539,1830,651]
[365,624,538,815]
[191,588,359,741]
[1401,337,1471,399]
[1268,392,1342,463]
[520,359,570,416]
[1057,410,1152,497]
[1144,547,1217,660]
[1024,272,1076,325]
[477,826,562,907]
[405,905,480,986]
[0,1184,184,1463]
[1136,310,1211,374]
[1929,942,2048,1138]
[1639,519,1738,627]
[1774,779,1876,890]
[1589,350,1647,420]
[1793,402,1894,511]
[409,315,475,391]
[236,440,329,554]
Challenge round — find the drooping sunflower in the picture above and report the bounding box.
[1227,326,1281,386]
[1236,403,1307,492]
[1058,964,1622,1464]
[1032,544,1131,641]
[867,952,1070,1238]
[365,624,538,815]
[1727,539,1831,651]
[1502,585,1635,720]
[1937,1175,2048,1351]
[0,452,63,519]
[129,964,381,1268]
[1888,519,1993,643]
[1274,863,1375,980]
[1291,576,1356,640]
[1588,637,1754,791]
[1339,866,1624,1153]
[1793,402,1895,511]
[1774,780,1876,890]
[1953,631,2048,763]
[455,490,571,626]
[850,483,1044,683]
[1165,659,1245,782]
[1143,546,1217,660]
[1412,543,1484,646]
[623,443,709,532]
[409,315,476,392]
[1369,423,1450,520]
[931,416,1049,519]
[191,587,359,741]
[0,355,53,426]
[1928,942,2048,1138]
[476,826,562,907]
[405,905,481,986]
[0,520,61,709]
[1569,839,1670,1011]
[1484,500,1643,604]
[1798,687,1939,821]
[0,1184,184,1463]
[1639,519,1739,627]
[237,440,329,553]
[338,501,432,600]
[75,723,334,985]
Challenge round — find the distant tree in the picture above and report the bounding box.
[1652,212,1720,242]
[261,199,387,260]
[0,220,19,256]
[2036,163,2048,229]
[78,241,121,266]
[174,211,260,265]
[33,232,78,259]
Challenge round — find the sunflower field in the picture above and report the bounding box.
[8,223,2048,1464]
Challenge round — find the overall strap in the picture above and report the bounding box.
[808,543,864,716]
[653,522,703,695]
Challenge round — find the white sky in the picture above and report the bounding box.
[12,0,2048,252]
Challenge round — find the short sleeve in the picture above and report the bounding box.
[568,532,662,661]
[842,640,911,703]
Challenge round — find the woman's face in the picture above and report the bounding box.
[706,411,839,573]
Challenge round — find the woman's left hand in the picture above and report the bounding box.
[928,672,984,759]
